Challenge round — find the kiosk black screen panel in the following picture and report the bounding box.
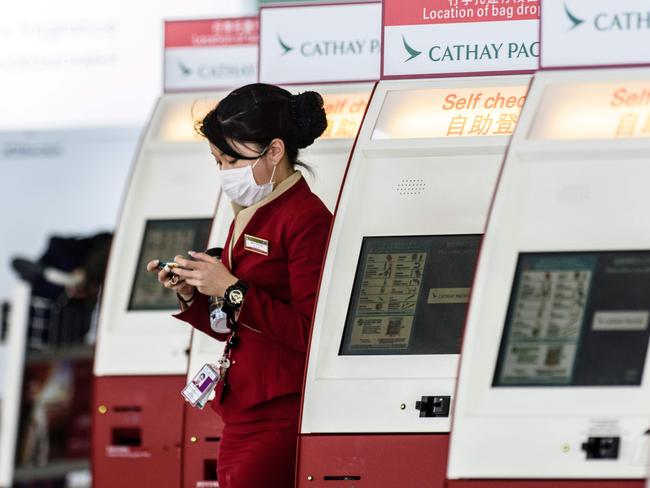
[494,251,650,387]
[128,218,212,311]
[339,235,481,356]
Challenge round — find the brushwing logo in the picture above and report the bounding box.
[564,2,585,31]
[277,35,294,55]
[178,60,192,76]
[402,35,422,62]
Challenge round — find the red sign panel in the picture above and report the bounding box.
[164,18,259,48]
[384,0,539,27]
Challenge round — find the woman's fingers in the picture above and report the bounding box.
[188,251,216,263]
[169,266,200,280]
[158,268,171,283]
[174,255,198,270]
[146,259,160,272]
[164,276,190,290]
[146,258,196,297]
[183,278,202,288]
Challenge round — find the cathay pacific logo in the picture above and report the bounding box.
[174,58,254,80]
[276,33,380,57]
[399,38,538,63]
[178,60,192,76]
[277,35,294,55]
[564,2,650,32]
[564,2,585,31]
[402,35,422,62]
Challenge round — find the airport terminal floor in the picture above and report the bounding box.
[1,1,650,488]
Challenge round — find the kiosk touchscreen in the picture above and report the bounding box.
[92,91,226,488]
[447,68,650,487]
[298,76,530,487]
[180,83,373,488]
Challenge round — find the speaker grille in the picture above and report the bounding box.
[397,178,426,196]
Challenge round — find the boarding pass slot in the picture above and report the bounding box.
[113,405,142,413]
[203,460,218,481]
[111,427,142,447]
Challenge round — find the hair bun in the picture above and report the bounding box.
[290,91,328,149]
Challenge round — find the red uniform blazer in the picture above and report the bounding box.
[175,174,332,412]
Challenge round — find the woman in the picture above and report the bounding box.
[146,83,332,488]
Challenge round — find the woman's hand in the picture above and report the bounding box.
[171,251,238,298]
[146,259,195,300]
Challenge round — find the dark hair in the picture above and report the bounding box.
[197,83,328,169]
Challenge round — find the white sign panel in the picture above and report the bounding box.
[164,18,259,91]
[382,0,540,78]
[542,0,650,69]
[259,3,381,84]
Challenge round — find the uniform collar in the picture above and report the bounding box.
[230,170,302,218]
[228,171,303,264]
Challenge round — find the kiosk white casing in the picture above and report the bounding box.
[302,75,530,435]
[0,282,30,488]
[94,91,226,377]
[92,90,226,488]
[447,67,650,483]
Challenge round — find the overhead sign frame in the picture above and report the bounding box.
[381,0,541,80]
[258,1,382,85]
[540,0,650,70]
[163,17,259,93]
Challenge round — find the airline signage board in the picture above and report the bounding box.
[542,0,650,68]
[164,18,259,92]
[382,0,540,78]
[259,3,381,84]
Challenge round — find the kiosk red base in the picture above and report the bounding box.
[92,375,185,488]
[181,403,224,488]
[297,434,448,487]
[448,480,644,487]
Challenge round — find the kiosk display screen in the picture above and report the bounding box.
[128,218,211,311]
[339,235,481,356]
[494,251,650,387]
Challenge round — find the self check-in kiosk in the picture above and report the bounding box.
[181,83,373,488]
[91,91,226,488]
[298,76,530,488]
[447,67,650,488]
[298,1,540,486]
[92,18,259,488]
[447,2,650,486]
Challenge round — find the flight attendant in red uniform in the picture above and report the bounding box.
[147,84,331,488]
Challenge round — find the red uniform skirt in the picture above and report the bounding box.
[215,393,300,488]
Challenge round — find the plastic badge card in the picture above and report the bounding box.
[182,364,220,409]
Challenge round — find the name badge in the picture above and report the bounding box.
[244,234,269,256]
[181,364,220,409]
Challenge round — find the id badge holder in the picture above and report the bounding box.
[210,307,231,334]
[181,364,220,409]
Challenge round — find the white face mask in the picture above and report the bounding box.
[219,156,276,207]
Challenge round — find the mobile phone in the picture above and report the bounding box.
[157,247,223,270]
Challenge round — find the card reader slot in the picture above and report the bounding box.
[205,436,221,443]
[203,459,218,481]
[113,405,142,413]
[323,476,361,481]
[111,427,142,447]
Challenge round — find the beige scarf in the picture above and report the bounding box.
[228,171,303,264]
